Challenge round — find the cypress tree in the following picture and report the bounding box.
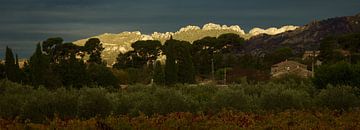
[153,60,165,85]
[15,54,22,82]
[4,46,17,82]
[29,43,61,87]
[164,39,178,85]
[0,62,5,79]
[15,54,19,69]
[176,42,195,84]
[30,43,46,86]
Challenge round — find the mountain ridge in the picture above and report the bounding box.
[74,23,299,65]
[245,13,360,56]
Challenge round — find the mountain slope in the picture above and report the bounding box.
[245,13,360,56]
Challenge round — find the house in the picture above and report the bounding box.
[271,60,313,78]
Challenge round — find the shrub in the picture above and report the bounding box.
[111,69,129,85]
[316,85,360,110]
[259,85,312,110]
[0,81,33,119]
[0,79,33,95]
[21,87,56,122]
[127,92,157,116]
[0,94,24,119]
[313,62,360,89]
[179,85,218,112]
[153,89,190,114]
[111,93,134,115]
[87,64,119,88]
[78,87,112,119]
[212,88,252,112]
[52,88,79,119]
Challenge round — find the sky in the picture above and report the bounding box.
[1,0,360,58]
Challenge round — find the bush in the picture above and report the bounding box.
[127,92,157,116]
[313,62,360,89]
[78,87,112,119]
[87,64,119,88]
[153,89,190,114]
[0,94,24,119]
[212,88,252,112]
[111,69,129,84]
[21,87,56,122]
[52,88,79,119]
[125,68,151,84]
[111,93,133,115]
[259,85,312,111]
[0,80,33,119]
[316,85,360,110]
[179,85,218,112]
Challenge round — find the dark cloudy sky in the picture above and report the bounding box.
[1,0,360,58]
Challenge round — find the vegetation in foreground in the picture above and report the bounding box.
[1,79,360,129]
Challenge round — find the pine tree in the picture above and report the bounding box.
[56,53,89,88]
[84,38,104,64]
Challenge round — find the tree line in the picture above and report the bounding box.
[1,33,360,89]
[1,38,118,89]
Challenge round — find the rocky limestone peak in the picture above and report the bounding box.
[177,25,201,33]
[249,25,299,36]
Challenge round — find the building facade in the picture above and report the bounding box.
[271,60,313,78]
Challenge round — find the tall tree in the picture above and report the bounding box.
[4,46,18,82]
[14,54,23,82]
[84,38,104,64]
[164,39,195,84]
[113,40,162,69]
[217,33,245,53]
[131,40,162,64]
[0,62,5,79]
[192,37,217,74]
[41,37,64,63]
[318,37,344,64]
[153,60,165,85]
[29,43,61,87]
[164,39,178,85]
[192,33,245,75]
[55,53,89,88]
[176,41,195,83]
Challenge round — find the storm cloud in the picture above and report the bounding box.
[1,0,359,58]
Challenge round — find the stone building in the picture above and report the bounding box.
[271,60,313,78]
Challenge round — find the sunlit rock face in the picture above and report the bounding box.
[202,23,246,35]
[177,25,201,33]
[249,25,299,36]
[74,23,298,65]
[151,32,174,40]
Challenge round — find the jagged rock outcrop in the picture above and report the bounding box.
[249,25,298,36]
